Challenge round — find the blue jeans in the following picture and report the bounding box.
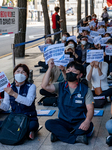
[106,119,112,135]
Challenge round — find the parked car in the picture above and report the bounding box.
[66,8,74,15]
[107,7,112,19]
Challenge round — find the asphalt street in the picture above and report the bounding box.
[0,15,77,57]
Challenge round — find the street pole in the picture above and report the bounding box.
[77,0,81,23]
[85,0,88,18]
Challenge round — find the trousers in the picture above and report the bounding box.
[45,118,93,144]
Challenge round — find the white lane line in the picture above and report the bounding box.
[0,34,10,38]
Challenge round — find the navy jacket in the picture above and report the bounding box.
[58,81,88,124]
[9,82,37,121]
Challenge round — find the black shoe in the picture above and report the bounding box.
[40,68,47,73]
[34,65,40,67]
[106,135,112,146]
[51,133,59,142]
[76,135,88,145]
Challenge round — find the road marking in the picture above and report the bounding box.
[0,41,44,59]
[29,34,44,39]
[0,34,10,38]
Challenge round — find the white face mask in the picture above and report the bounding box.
[93,17,95,19]
[62,36,67,41]
[68,44,74,48]
[81,40,87,45]
[15,74,26,83]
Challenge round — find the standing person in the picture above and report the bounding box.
[42,59,94,144]
[0,64,39,140]
[101,7,109,23]
[52,6,63,43]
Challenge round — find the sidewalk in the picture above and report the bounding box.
[0,46,112,150]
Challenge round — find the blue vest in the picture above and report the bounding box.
[58,81,88,124]
[9,82,37,120]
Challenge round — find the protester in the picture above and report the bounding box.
[86,61,112,97]
[61,32,70,43]
[45,37,53,44]
[83,15,92,27]
[0,64,39,140]
[41,59,94,144]
[101,7,109,23]
[52,6,63,43]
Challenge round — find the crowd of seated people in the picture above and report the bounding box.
[1,9,112,146]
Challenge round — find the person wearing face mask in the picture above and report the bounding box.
[42,59,94,145]
[77,36,91,75]
[65,39,82,63]
[86,61,112,97]
[61,32,70,43]
[0,64,39,140]
[101,7,109,23]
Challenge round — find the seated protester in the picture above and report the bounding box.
[65,39,82,63]
[77,36,91,74]
[83,15,92,27]
[92,14,98,23]
[104,32,111,37]
[86,61,112,97]
[65,44,82,63]
[0,64,39,140]
[104,38,112,80]
[45,37,53,44]
[61,32,70,43]
[42,59,94,144]
[106,105,112,146]
[34,37,53,70]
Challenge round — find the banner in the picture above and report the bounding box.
[99,37,111,44]
[105,45,112,56]
[98,21,105,27]
[93,35,102,45]
[38,44,50,53]
[44,43,65,64]
[89,20,96,28]
[0,7,19,34]
[86,49,104,63]
[0,72,11,92]
[90,31,99,38]
[67,36,77,43]
[79,26,90,33]
[98,28,105,35]
[107,27,112,34]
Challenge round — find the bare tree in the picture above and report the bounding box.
[2,0,7,6]
[14,0,27,57]
[59,0,67,33]
[41,0,51,36]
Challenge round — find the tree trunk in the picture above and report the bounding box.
[59,0,67,34]
[41,0,51,36]
[2,0,6,6]
[77,0,81,23]
[14,0,27,57]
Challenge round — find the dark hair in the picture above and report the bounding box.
[65,40,77,49]
[81,36,88,40]
[63,32,70,37]
[106,38,112,44]
[55,6,60,12]
[13,64,29,79]
[67,61,84,74]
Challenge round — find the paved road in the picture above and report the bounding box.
[0,15,77,57]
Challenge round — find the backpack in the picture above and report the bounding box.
[38,97,58,107]
[0,113,30,145]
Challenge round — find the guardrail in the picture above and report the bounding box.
[12,30,63,68]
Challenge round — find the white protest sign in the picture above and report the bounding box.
[54,57,74,67]
[38,44,50,53]
[90,31,99,38]
[89,20,96,27]
[0,7,19,34]
[0,72,11,92]
[93,36,102,45]
[86,49,104,63]
[44,43,65,64]
[99,37,111,44]
[79,26,90,33]
[98,21,105,27]
[107,27,112,33]
[98,28,105,35]
[105,45,112,56]
[88,36,93,44]
[67,36,77,43]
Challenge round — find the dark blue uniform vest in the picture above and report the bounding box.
[58,81,88,124]
[9,82,37,120]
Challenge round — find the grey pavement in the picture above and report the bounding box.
[0,45,112,150]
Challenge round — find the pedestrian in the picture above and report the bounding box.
[52,6,63,43]
[101,6,109,23]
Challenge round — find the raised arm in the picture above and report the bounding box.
[41,58,55,93]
